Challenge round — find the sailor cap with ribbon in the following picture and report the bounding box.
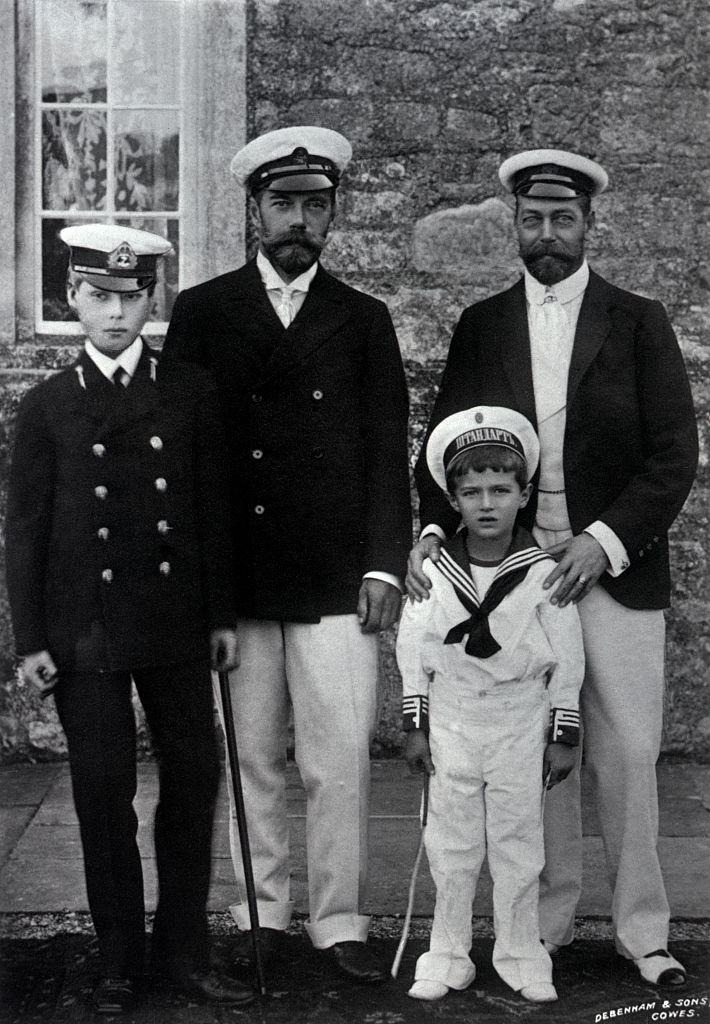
[60,223,173,293]
[230,125,352,193]
[499,148,608,199]
[427,406,540,492]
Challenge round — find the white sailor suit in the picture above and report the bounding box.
[396,528,584,993]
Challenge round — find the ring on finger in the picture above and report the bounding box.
[578,574,587,586]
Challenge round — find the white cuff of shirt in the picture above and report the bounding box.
[583,522,630,577]
[363,571,403,593]
[420,523,446,542]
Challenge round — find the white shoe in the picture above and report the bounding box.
[519,982,558,1002]
[634,950,686,987]
[408,980,449,1000]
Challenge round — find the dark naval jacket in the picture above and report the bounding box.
[414,270,698,610]
[163,259,412,622]
[5,344,236,670]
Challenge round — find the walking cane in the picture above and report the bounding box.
[391,773,430,978]
[217,671,267,997]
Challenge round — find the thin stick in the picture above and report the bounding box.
[391,774,430,979]
[218,671,267,996]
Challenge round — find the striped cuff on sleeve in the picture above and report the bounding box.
[548,707,580,747]
[403,694,429,733]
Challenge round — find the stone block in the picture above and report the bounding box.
[412,198,517,278]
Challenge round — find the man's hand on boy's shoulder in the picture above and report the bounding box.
[20,651,58,699]
[210,629,240,673]
[542,533,609,607]
[543,741,577,789]
[405,534,442,602]
[405,729,435,776]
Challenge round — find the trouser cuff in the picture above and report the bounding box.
[229,900,294,932]
[305,913,370,949]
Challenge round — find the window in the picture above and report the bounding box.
[37,0,185,334]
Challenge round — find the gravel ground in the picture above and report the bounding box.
[2,912,709,942]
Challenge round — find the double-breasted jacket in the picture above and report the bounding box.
[6,344,236,669]
[163,259,412,622]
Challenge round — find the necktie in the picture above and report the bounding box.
[275,287,296,328]
[112,366,130,389]
[540,291,568,368]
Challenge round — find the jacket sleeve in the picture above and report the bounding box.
[395,564,438,732]
[596,300,698,558]
[361,300,413,579]
[162,289,205,365]
[5,388,55,656]
[536,587,584,747]
[414,309,477,538]
[193,378,238,630]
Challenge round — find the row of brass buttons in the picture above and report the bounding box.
[92,436,164,459]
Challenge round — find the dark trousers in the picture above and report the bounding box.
[55,660,220,977]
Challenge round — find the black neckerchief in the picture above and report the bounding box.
[436,526,552,658]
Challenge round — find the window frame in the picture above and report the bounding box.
[14,0,247,347]
[34,0,190,336]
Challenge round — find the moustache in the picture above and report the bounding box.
[268,229,324,253]
[526,243,572,260]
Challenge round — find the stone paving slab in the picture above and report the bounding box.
[0,808,36,869]
[0,765,61,808]
[1,763,709,919]
[1,929,709,1024]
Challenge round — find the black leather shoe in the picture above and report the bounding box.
[233,926,282,969]
[166,960,256,1005]
[325,941,387,984]
[92,977,136,1015]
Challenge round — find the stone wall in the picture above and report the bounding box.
[1,0,708,760]
[247,0,710,759]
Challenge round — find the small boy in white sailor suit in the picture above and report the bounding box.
[396,406,584,1004]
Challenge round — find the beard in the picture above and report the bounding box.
[519,240,584,285]
[262,228,325,276]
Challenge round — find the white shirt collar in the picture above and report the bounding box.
[84,336,144,381]
[256,249,318,294]
[524,259,589,306]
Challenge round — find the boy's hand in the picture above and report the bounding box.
[357,579,401,633]
[405,729,435,776]
[405,535,441,601]
[20,651,59,699]
[543,742,577,789]
[210,629,240,673]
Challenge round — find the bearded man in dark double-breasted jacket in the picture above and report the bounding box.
[162,126,412,983]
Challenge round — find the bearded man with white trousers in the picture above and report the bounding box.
[407,150,698,988]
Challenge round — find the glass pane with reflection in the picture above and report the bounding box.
[42,110,107,211]
[114,110,179,212]
[40,0,107,103]
[112,0,181,105]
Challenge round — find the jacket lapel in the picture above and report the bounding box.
[494,280,538,427]
[71,344,162,439]
[567,270,613,406]
[259,264,354,383]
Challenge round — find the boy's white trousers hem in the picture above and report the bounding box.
[419,676,553,993]
[213,615,379,949]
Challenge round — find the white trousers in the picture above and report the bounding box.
[213,616,379,949]
[535,542,668,959]
[416,677,553,993]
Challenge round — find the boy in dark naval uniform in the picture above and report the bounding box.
[5,225,254,1014]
